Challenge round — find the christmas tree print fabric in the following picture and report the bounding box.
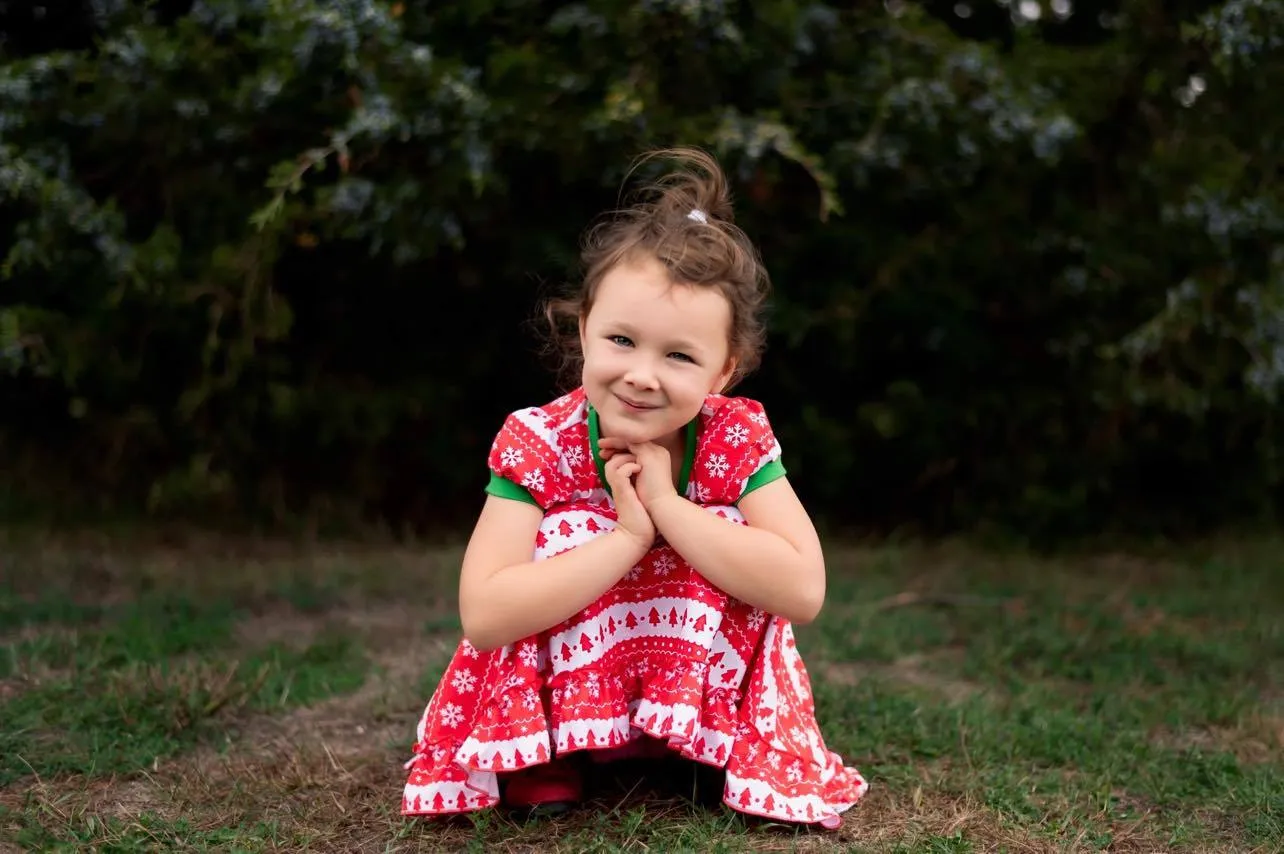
[402,388,869,828]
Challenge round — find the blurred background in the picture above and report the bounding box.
[2,0,1280,545]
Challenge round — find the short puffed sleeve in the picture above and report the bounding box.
[690,397,788,505]
[483,407,564,509]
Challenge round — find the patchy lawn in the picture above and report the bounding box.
[0,532,1280,852]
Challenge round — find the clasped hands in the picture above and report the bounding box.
[598,436,682,551]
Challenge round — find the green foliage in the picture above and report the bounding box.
[0,0,1281,538]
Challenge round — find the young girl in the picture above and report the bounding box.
[401,147,869,829]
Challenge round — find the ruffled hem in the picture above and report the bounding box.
[402,737,869,828]
[401,749,500,816]
[722,723,870,828]
[402,655,735,815]
[401,657,868,827]
[548,655,741,766]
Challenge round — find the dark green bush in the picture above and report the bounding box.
[1,0,1280,540]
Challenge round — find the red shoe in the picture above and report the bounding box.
[503,759,583,815]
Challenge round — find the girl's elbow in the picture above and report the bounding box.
[791,568,827,625]
[459,606,504,653]
[467,637,504,654]
[790,589,825,625]
[462,624,504,654]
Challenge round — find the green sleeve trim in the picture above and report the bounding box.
[676,418,697,497]
[485,472,539,505]
[588,403,610,497]
[740,459,786,500]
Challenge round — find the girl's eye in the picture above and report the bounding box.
[668,352,695,364]
[608,335,633,347]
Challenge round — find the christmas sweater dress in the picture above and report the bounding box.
[402,388,869,828]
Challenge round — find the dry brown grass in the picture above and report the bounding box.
[1150,710,1284,767]
[0,594,1034,853]
[4,534,1280,852]
[4,600,453,851]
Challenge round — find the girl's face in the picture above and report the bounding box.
[579,254,737,452]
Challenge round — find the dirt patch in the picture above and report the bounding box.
[1152,711,1284,766]
[231,605,331,650]
[835,784,1056,852]
[228,639,444,759]
[198,601,455,774]
[819,654,987,704]
[0,535,465,607]
[6,601,454,839]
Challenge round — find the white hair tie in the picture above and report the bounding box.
[687,208,708,224]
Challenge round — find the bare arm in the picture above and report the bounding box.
[647,477,826,624]
[457,496,649,652]
[458,450,657,652]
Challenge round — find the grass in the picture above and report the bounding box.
[0,532,1280,852]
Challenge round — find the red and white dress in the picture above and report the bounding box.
[402,388,869,828]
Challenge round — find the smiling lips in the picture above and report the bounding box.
[616,394,660,412]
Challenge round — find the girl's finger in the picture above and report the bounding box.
[609,464,640,491]
[605,453,636,472]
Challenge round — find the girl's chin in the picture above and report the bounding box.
[600,423,653,444]
[596,416,674,446]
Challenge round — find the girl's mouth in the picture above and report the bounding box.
[617,395,658,411]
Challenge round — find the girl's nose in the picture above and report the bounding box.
[623,360,659,390]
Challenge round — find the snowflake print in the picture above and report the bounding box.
[404,391,869,824]
[451,669,477,693]
[704,453,730,479]
[518,641,540,667]
[439,702,465,727]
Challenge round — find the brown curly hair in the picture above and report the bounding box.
[542,147,771,391]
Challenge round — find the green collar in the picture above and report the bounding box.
[587,402,697,498]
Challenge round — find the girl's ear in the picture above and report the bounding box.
[714,356,738,394]
[578,314,587,352]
